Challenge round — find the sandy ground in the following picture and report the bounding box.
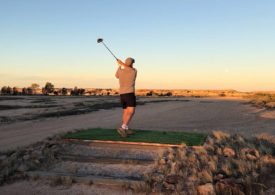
[0,97,275,151]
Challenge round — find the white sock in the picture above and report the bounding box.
[122,124,128,130]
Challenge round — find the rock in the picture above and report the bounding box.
[240,148,260,160]
[261,155,275,165]
[61,176,73,186]
[223,147,235,157]
[233,134,245,143]
[215,147,222,155]
[23,154,30,160]
[17,164,29,172]
[197,183,215,195]
[10,152,18,160]
[50,144,60,151]
[235,178,244,184]
[165,174,180,184]
[163,182,176,191]
[246,154,257,161]
[252,171,259,178]
[33,159,40,164]
[208,159,217,172]
[214,174,224,181]
[252,149,260,157]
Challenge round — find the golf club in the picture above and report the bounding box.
[97,38,118,60]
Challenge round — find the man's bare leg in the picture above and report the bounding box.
[122,108,128,125]
[118,107,135,137]
[123,107,135,126]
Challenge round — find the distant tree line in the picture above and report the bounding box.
[0,84,174,97]
[0,82,86,96]
[146,90,173,97]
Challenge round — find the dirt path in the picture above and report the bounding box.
[0,180,137,195]
[0,98,275,151]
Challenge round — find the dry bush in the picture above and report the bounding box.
[49,175,74,187]
[0,135,64,185]
[125,181,151,193]
[212,131,230,142]
[255,133,275,144]
[49,176,62,187]
[253,133,275,157]
[249,93,275,109]
[147,131,275,194]
[199,170,213,184]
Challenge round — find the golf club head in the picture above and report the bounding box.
[97,38,103,43]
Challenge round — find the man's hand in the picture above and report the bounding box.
[117,59,124,66]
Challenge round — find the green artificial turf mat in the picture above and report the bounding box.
[64,128,207,146]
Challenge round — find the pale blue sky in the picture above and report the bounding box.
[0,0,275,91]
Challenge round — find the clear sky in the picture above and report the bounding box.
[0,0,275,91]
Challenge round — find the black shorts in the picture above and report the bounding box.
[120,93,136,109]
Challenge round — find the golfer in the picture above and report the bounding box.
[115,57,137,137]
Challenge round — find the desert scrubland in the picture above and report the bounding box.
[0,91,275,194]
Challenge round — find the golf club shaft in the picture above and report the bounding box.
[102,42,118,60]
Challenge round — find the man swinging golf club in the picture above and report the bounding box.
[97,38,137,137]
[115,58,137,137]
